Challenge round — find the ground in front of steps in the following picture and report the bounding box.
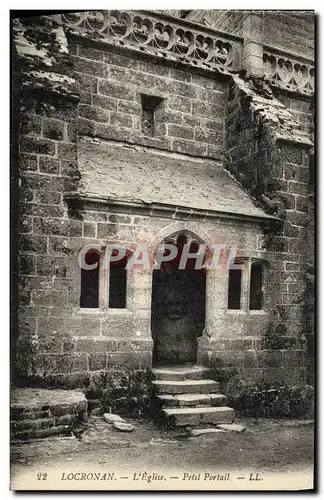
[10,417,314,490]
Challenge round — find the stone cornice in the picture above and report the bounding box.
[64,193,278,226]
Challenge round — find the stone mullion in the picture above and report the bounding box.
[240,259,251,312]
[131,269,152,338]
[99,250,109,310]
[204,267,228,338]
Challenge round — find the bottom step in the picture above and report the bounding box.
[163,406,235,427]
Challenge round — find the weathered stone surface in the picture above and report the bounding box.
[78,141,271,219]
[103,413,124,424]
[152,365,210,381]
[152,380,220,395]
[163,407,235,427]
[113,421,134,432]
[209,394,228,406]
[190,428,226,437]
[217,423,246,433]
[157,395,177,406]
[11,388,87,441]
[175,394,211,407]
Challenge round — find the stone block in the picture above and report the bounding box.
[282,349,303,368]
[296,196,309,213]
[283,222,300,238]
[264,368,285,384]
[62,338,75,352]
[195,128,222,145]
[176,394,211,406]
[57,143,77,161]
[190,428,226,437]
[103,413,124,423]
[117,100,141,116]
[77,117,95,136]
[19,153,38,172]
[68,317,101,337]
[113,421,134,432]
[43,118,64,141]
[168,124,194,140]
[55,414,74,426]
[89,353,107,371]
[76,73,99,93]
[101,315,133,337]
[110,112,133,128]
[78,46,104,61]
[73,56,105,77]
[75,339,118,353]
[38,417,55,429]
[20,234,47,254]
[11,419,38,432]
[36,256,68,277]
[38,335,62,353]
[280,145,304,165]
[152,379,219,395]
[117,339,153,352]
[216,423,245,433]
[32,290,67,307]
[33,218,70,236]
[20,114,42,136]
[98,80,135,101]
[105,52,139,69]
[244,350,258,368]
[107,351,152,369]
[19,254,36,275]
[172,139,207,157]
[45,372,90,389]
[288,181,309,196]
[168,95,192,114]
[83,222,96,237]
[32,425,71,439]
[163,406,234,427]
[20,136,55,156]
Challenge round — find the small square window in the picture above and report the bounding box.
[141,94,163,137]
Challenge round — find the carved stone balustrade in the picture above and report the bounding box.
[263,46,314,93]
[57,10,315,95]
[60,10,243,72]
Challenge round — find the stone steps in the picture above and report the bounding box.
[157,393,227,407]
[163,406,235,427]
[152,379,220,395]
[11,388,88,441]
[151,364,235,428]
[152,365,210,381]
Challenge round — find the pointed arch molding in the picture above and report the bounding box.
[148,220,214,252]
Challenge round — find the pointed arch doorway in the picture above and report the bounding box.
[151,233,207,366]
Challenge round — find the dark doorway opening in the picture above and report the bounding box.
[151,235,206,365]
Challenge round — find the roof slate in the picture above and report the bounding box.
[78,140,272,220]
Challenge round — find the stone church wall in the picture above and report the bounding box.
[12,12,314,390]
[70,42,227,160]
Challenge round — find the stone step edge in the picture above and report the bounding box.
[152,367,210,381]
[163,406,234,416]
[157,393,227,407]
[152,379,218,385]
[161,406,235,427]
[152,380,220,395]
